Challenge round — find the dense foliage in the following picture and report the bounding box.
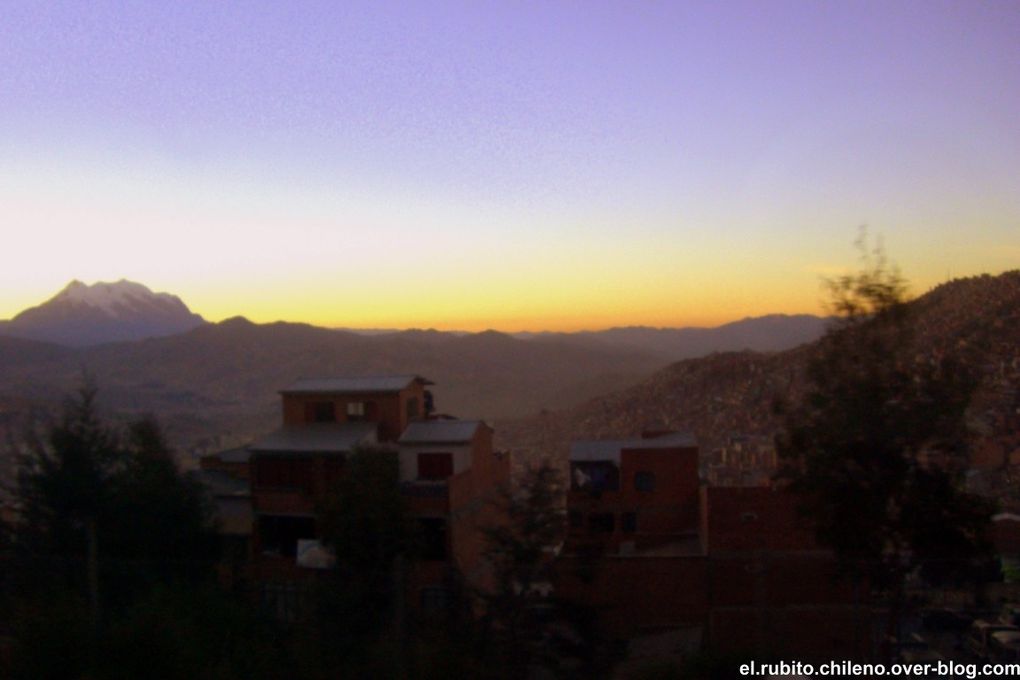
[776,245,993,596]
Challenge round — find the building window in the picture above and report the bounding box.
[621,512,637,534]
[346,401,365,421]
[306,401,335,423]
[570,462,620,492]
[635,471,656,492]
[254,457,313,493]
[418,453,454,480]
[406,397,420,420]
[419,517,448,561]
[588,513,615,534]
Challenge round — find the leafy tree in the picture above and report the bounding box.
[776,241,993,637]
[481,462,567,678]
[314,445,417,660]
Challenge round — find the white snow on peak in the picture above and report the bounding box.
[54,279,181,315]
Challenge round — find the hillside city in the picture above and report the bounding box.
[0,270,1018,677]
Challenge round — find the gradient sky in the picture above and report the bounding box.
[2,1,1018,331]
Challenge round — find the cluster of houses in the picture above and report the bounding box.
[199,374,866,659]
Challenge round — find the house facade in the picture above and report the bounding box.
[200,374,510,613]
[557,431,868,660]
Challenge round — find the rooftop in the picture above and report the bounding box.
[249,422,378,455]
[399,419,484,445]
[570,432,697,463]
[280,375,433,395]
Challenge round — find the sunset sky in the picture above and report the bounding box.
[2,1,1018,331]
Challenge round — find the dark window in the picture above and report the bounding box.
[255,457,313,493]
[588,513,615,534]
[406,397,420,420]
[570,462,620,492]
[418,453,454,480]
[306,401,335,423]
[258,515,316,557]
[635,471,656,492]
[621,512,637,534]
[419,517,448,561]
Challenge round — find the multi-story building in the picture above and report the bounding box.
[567,431,700,556]
[557,430,868,660]
[200,374,510,612]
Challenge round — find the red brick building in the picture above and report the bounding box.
[557,432,869,660]
[200,375,510,613]
[568,431,700,555]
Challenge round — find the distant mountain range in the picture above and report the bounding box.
[0,273,1016,488]
[0,279,833,453]
[515,314,829,362]
[1,279,828,359]
[499,271,1020,505]
[0,280,206,346]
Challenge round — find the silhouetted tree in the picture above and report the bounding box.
[776,240,993,642]
[13,382,123,616]
[481,462,567,678]
[314,445,417,667]
[7,383,222,677]
[103,416,218,598]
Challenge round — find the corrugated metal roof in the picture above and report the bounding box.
[249,422,378,454]
[570,432,697,463]
[280,375,432,394]
[399,420,482,444]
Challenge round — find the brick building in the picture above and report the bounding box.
[556,431,869,660]
[567,431,700,556]
[199,374,510,612]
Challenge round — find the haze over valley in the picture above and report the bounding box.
[0,278,831,455]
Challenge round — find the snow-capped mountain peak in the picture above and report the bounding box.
[1,279,207,346]
[52,279,183,316]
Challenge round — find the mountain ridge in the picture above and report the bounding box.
[497,271,1020,506]
[1,279,206,346]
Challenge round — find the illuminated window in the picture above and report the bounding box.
[346,402,365,420]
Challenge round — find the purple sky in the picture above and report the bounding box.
[2,1,1018,329]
